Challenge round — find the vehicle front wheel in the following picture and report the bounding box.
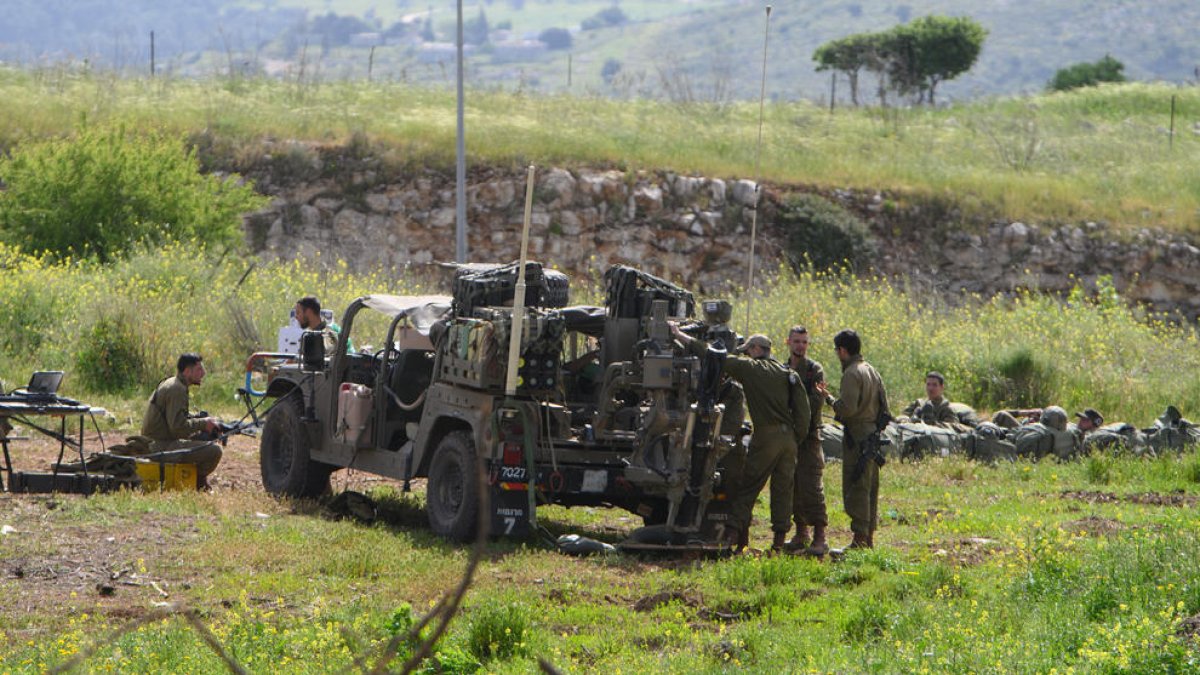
[426,430,482,542]
[260,393,334,498]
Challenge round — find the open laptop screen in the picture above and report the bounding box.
[26,371,64,396]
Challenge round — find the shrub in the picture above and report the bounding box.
[1048,55,1126,92]
[0,125,266,262]
[842,596,895,641]
[970,346,1057,410]
[538,27,572,50]
[465,602,531,662]
[1185,457,1200,484]
[1085,456,1112,485]
[777,193,874,272]
[581,7,628,31]
[75,315,149,393]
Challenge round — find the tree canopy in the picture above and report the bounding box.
[1048,55,1127,92]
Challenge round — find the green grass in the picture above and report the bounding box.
[4,456,1200,672]
[1,67,1197,231]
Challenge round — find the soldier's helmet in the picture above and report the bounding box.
[701,300,733,326]
[1041,406,1068,432]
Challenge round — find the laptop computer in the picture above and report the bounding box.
[22,371,64,398]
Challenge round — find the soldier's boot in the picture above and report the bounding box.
[737,527,750,551]
[848,532,872,549]
[783,525,810,552]
[805,525,830,557]
[866,530,875,549]
[771,530,789,552]
[721,525,743,552]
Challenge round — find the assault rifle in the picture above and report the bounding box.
[849,395,894,484]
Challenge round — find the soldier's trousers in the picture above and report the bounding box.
[842,435,880,537]
[147,439,223,481]
[730,424,796,534]
[793,434,828,528]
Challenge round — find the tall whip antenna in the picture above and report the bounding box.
[743,5,772,337]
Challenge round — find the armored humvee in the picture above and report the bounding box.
[254,263,739,546]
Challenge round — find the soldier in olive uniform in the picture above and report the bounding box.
[695,301,749,504]
[139,353,224,489]
[295,296,342,354]
[785,325,830,556]
[902,371,960,428]
[671,325,810,551]
[816,330,889,550]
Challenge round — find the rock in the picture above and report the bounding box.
[541,168,577,207]
[708,179,726,207]
[299,204,322,229]
[633,185,664,215]
[333,209,367,238]
[365,193,391,213]
[314,197,343,213]
[731,179,758,207]
[430,207,456,229]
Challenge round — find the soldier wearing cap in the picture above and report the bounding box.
[670,324,810,551]
[784,325,830,556]
[816,329,890,550]
[1070,408,1104,435]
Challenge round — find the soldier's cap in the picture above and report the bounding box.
[1074,408,1104,426]
[735,334,772,353]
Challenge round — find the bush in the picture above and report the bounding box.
[842,596,896,641]
[581,7,628,31]
[970,346,1057,411]
[0,125,266,262]
[1048,55,1126,92]
[75,315,149,393]
[777,193,874,272]
[1085,456,1112,485]
[538,27,572,50]
[465,602,531,662]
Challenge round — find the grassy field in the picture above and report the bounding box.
[3,433,1200,672]
[0,68,1197,232]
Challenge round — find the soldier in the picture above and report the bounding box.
[1070,408,1104,436]
[784,325,829,556]
[696,302,748,508]
[670,324,809,551]
[139,353,223,490]
[902,371,960,428]
[295,296,342,354]
[816,329,890,550]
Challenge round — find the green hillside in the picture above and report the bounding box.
[1,68,1196,231]
[4,1,1200,98]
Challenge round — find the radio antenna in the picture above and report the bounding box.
[744,4,772,337]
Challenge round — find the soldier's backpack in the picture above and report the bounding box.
[1084,423,1146,456]
[820,424,844,461]
[1143,406,1200,453]
[965,422,1016,463]
[894,422,966,461]
[949,402,981,428]
[1011,423,1056,459]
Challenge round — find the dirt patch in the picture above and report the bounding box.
[633,590,699,612]
[929,537,1006,566]
[1177,613,1200,641]
[1060,490,1198,507]
[1064,516,1124,536]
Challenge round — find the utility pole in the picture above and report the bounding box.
[455,0,467,262]
[150,31,156,77]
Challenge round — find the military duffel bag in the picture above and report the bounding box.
[965,423,1017,463]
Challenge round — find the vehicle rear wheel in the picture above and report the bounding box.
[260,392,334,498]
[426,430,481,542]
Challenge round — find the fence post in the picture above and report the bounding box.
[150,31,155,77]
[1170,94,1177,152]
[829,72,836,113]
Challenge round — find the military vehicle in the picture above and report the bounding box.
[250,262,741,547]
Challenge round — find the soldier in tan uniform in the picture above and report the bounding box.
[816,329,889,550]
[671,325,810,551]
[140,353,223,489]
[785,325,829,556]
[902,371,960,428]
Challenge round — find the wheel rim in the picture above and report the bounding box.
[436,459,465,516]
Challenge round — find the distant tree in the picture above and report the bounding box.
[601,58,622,84]
[813,33,876,106]
[1048,55,1127,92]
[581,7,628,31]
[421,15,435,42]
[904,15,988,104]
[538,27,572,50]
[464,7,490,45]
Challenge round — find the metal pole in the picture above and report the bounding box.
[506,166,537,397]
[150,31,155,78]
[744,5,772,337]
[568,53,572,88]
[829,72,836,114]
[1170,94,1177,152]
[455,0,468,262]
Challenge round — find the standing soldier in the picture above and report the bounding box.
[784,326,829,556]
[670,324,810,551]
[816,330,890,550]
